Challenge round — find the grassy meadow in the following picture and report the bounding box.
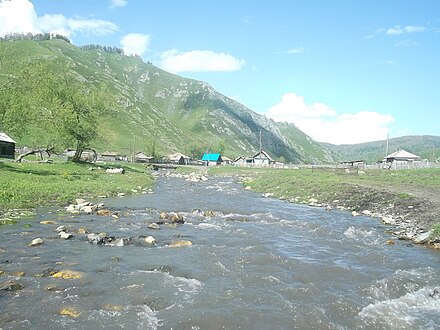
[0,160,153,213]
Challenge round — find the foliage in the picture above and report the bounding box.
[0,59,116,160]
[431,223,440,239]
[0,32,70,43]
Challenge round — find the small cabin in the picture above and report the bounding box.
[202,153,222,166]
[0,132,16,159]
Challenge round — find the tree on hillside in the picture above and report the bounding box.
[0,61,115,161]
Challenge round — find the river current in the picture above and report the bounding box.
[1,174,439,329]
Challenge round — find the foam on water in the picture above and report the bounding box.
[359,287,440,329]
[344,226,382,245]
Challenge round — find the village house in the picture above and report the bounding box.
[247,150,274,167]
[383,149,423,169]
[202,153,222,166]
[232,156,246,166]
[134,152,154,163]
[100,151,119,162]
[0,132,16,159]
[164,153,190,165]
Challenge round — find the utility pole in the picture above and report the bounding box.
[259,131,262,152]
[385,131,389,158]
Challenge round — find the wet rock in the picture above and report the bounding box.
[82,205,96,214]
[110,238,130,247]
[159,211,169,220]
[58,307,81,318]
[40,220,56,225]
[77,228,88,234]
[55,225,67,233]
[103,304,124,312]
[203,210,216,217]
[1,280,24,291]
[262,193,274,198]
[362,210,372,216]
[97,209,112,216]
[29,238,44,246]
[428,288,440,298]
[59,231,73,240]
[9,271,25,277]
[142,236,156,245]
[382,217,395,225]
[351,211,360,217]
[75,198,87,205]
[386,240,395,245]
[51,270,84,279]
[414,230,433,244]
[87,233,104,245]
[117,192,125,197]
[168,240,193,248]
[148,223,160,230]
[170,213,184,224]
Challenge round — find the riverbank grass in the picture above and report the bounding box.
[0,161,153,214]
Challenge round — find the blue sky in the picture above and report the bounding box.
[1,0,439,144]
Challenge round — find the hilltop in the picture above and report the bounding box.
[323,135,440,164]
[0,38,334,164]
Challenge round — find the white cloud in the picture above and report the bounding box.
[286,47,305,54]
[159,49,246,73]
[109,0,127,9]
[386,25,426,35]
[265,92,394,144]
[394,39,417,47]
[120,33,150,56]
[0,0,118,38]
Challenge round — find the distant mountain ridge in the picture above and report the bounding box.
[0,39,334,164]
[322,135,440,163]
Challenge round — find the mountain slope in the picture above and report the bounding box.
[323,135,440,163]
[0,39,334,163]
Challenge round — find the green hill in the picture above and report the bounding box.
[323,135,440,163]
[0,38,334,164]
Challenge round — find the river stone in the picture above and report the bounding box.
[111,238,130,247]
[87,233,104,245]
[148,223,160,230]
[103,304,124,312]
[75,198,87,205]
[97,209,112,216]
[51,270,84,279]
[414,230,433,244]
[143,236,156,245]
[159,212,169,220]
[29,238,44,246]
[40,220,56,225]
[58,307,81,318]
[168,240,193,248]
[170,213,184,224]
[1,280,24,291]
[382,217,395,225]
[362,210,372,216]
[10,271,25,277]
[82,205,95,214]
[59,231,73,240]
[77,228,88,234]
[351,211,360,217]
[55,225,67,232]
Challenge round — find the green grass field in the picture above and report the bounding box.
[0,160,153,212]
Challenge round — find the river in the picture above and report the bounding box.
[0,174,439,329]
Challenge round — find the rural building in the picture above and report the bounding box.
[232,156,246,166]
[383,149,423,169]
[134,152,154,163]
[202,153,222,166]
[100,151,119,162]
[247,150,274,166]
[164,153,190,165]
[384,150,421,162]
[341,160,366,168]
[222,156,232,165]
[0,132,16,159]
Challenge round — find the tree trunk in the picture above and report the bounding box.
[16,146,55,162]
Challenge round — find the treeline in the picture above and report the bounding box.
[79,44,124,55]
[0,32,70,43]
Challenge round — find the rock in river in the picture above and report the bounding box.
[58,307,81,318]
[29,238,44,246]
[0,280,24,291]
[168,240,193,248]
[51,270,84,279]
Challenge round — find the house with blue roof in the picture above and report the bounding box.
[202,153,222,166]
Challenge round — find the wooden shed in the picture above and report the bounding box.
[0,132,16,159]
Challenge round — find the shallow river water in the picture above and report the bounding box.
[1,174,439,329]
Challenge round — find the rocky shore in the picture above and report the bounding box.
[257,181,440,248]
